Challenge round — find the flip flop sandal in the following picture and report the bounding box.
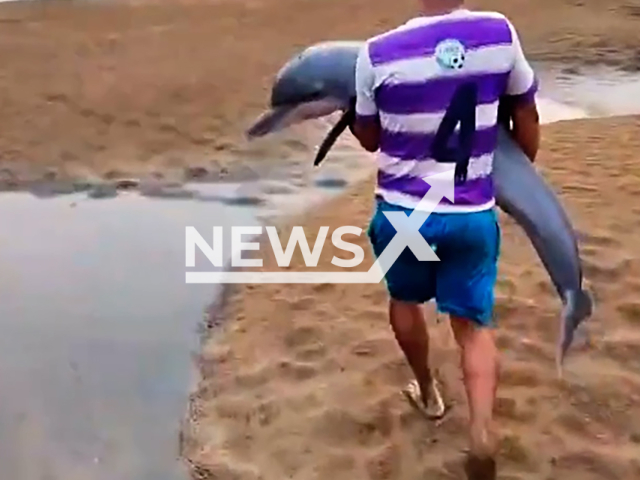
[402,378,448,421]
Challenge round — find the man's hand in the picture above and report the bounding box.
[511,101,540,163]
[352,117,381,152]
[499,96,540,163]
[351,97,380,152]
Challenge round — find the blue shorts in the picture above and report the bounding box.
[368,199,500,326]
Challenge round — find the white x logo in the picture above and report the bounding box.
[366,169,456,283]
[186,168,457,284]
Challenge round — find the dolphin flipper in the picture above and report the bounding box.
[314,108,354,166]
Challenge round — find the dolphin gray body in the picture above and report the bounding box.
[247,41,593,365]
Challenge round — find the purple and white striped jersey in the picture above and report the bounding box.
[355,9,538,213]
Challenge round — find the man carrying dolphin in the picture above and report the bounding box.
[351,0,540,476]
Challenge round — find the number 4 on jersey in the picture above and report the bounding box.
[430,82,478,184]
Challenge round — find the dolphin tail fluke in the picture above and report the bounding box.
[557,288,594,371]
[313,108,354,166]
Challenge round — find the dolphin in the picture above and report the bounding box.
[246,41,593,367]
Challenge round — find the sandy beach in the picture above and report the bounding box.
[1,0,640,479]
[172,1,640,480]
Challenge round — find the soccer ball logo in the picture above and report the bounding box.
[435,39,466,70]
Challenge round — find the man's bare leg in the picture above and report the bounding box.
[389,299,433,406]
[450,316,499,478]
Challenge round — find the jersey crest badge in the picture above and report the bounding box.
[435,39,466,70]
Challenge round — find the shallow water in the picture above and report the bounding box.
[0,67,638,480]
[0,193,232,480]
[536,63,640,118]
[0,152,371,480]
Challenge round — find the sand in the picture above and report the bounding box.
[0,0,640,184]
[174,0,640,476]
[3,0,640,478]
[185,116,640,480]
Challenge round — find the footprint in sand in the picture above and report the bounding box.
[283,324,321,345]
[494,396,536,423]
[311,406,394,449]
[276,359,320,382]
[576,230,621,248]
[286,296,317,311]
[292,343,328,362]
[599,339,640,369]
[350,337,397,359]
[283,325,326,358]
[582,257,629,283]
[364,443,401,480]
[233,364,275,390]
[552,450,633,480]
[500,364,544,388]
[498,433,536,472]
[616,301,640,325]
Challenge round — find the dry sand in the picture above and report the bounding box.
[185,116,640,480]
[0,0,640,183]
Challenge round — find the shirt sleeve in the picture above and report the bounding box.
[355,42,378,120]
[504,20,538,104]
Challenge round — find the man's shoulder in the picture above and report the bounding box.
[465,10,517,34]
[365,10,514,46]
[363,20,413,48]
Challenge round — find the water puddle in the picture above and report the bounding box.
[0,193,238,480]
[0,150,370,480]
[537,96,590,124]
[0,65,638,480]
[535,63,640,119]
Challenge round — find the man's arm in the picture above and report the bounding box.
[503,20,540,162]
[352,42,380,153]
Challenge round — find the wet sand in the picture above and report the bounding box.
[185,115,640,480]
